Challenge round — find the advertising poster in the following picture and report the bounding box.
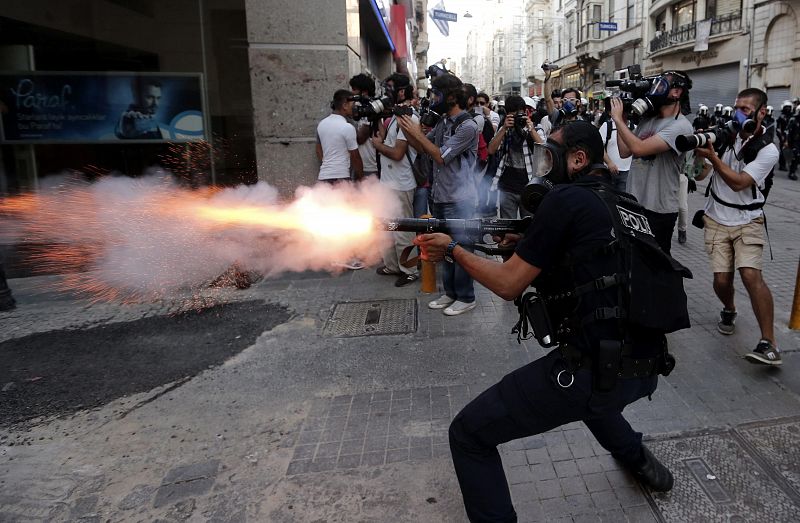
[0,72,205,144]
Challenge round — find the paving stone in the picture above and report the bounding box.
[575,456,604,475]
[583,472,613,493]
[554,460,580,478]
[590,491,621,511]
[559,476,587,496]
[530,462,557,481]
[525,447,550,465]
[535,478,563,499]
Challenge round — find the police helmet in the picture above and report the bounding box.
[781,100,793,114]
[714,103,724,114]
[795,105,800,117]
[793,97,800,105]
[722,105,733,117]
[766,105,773,117]
[698,104,709,116]
[581,97,589,106]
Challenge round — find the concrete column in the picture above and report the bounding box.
[246,0,362,197]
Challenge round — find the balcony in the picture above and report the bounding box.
[649,12,741,54]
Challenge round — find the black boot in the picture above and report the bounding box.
[630,445,674,492]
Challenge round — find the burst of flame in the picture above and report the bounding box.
[194,199,374,240]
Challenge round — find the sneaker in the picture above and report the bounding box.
[443,300,477,316]
[743,339,782,366]
[790,172,798,181]
[717,309,737,335]
[428,295,456,309]
[678,230,687,244]
[631,445,674,492]
[376,265,400,276]
[394,273,419,287]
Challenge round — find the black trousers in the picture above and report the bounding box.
[449,349,657,523]
[642,209,678,255]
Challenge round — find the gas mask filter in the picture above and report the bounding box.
[733,106,760,134]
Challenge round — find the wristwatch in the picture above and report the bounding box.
[444,240,459,263]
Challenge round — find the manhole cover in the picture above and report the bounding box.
[324,299,417,337]
[739,419,800,495]
[645,432,800,522]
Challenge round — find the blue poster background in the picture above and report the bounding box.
[0,73,205,143]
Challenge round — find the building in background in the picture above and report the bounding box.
[0,0,427,198]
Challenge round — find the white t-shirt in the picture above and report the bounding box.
[538,115,552,139]
[354,118,378,173]
[317,114,358,180]
[379,114,420,191]
[598,121,632,171]
[488,110,501,130]
[704,134,779,226]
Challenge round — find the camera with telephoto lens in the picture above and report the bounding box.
[541,61,561,72]
[350,95,411,121]
[675,120,739,152]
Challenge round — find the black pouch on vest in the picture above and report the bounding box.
[524,295,557,348]
[692,209,705,229]
[594,340,621,392]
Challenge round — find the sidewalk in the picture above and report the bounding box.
[1,175,799,522]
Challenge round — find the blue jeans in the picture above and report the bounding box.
[611,170,629,192]
[432,200,476,303]
[450,348,657,522]
[413,186,430,218]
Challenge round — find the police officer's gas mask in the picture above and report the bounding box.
[520,139,584,214]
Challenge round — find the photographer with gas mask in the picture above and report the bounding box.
[609,71,694,254]
[692,88,781,366]
[414,120,686,521]
[397,73,480,316]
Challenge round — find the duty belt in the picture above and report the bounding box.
[558,343,661,379]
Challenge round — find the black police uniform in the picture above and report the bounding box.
[449,172,663,523]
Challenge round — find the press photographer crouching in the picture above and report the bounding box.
[689,88,782,366]
[414,120,691,520]
[609,70,694,254]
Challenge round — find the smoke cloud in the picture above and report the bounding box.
[1,169,401,300]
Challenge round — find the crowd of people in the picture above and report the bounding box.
[314,67,791,520]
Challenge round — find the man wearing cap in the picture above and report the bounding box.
[610,71,694,254]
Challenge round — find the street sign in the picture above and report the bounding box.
[598,22,618,31]
[432,9,457,22]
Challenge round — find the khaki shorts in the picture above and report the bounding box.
[703,215,765,272]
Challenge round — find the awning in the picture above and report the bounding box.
[361,0,396,53]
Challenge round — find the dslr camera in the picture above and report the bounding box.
[604,65,656,118]
[541,61,561,72]
[513,111,529,135]
[675,120,739,152]
[350,95,413,121]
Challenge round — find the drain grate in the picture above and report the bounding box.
[324,299,417,337]
[738,419,800,495]
[645,431,800,522]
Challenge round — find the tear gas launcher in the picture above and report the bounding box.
[376,217,532,255]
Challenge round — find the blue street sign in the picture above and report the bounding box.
[598,22,618,31]
[432,9,458,22]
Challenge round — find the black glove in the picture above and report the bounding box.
[688,179,697,193]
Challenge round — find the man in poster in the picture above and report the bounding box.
[115,78,168,139]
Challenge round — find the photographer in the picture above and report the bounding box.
[414,121,677,521]
[316,89,363,184]
[609,71,693,254]
[349,73,379,179]
[694,88,781,365]
[486,95,540,222]
[397,73,480,316]
[370,73,421,287]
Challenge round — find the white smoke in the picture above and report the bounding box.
[1,169,401,299]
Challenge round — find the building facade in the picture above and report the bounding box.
[0,0,427,198]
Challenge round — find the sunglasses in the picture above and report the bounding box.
[476,101,487,106]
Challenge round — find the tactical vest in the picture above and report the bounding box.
[707,133,774,210]
[514,182,692,350]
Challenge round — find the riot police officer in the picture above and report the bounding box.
[415,120,681,522]
[777,100,793,172]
